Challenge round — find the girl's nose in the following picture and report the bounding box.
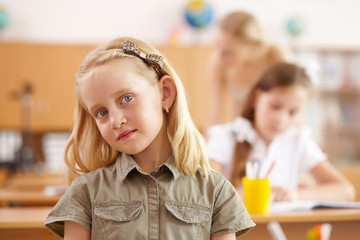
[110,111,127,129]
[274,110,288,126]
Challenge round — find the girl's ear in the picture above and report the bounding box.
[158,75,176,110]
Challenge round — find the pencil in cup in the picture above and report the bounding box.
[246,159,276,179]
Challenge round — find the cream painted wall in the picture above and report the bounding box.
[0,0,359,48]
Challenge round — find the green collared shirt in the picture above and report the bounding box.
[45,154,255,239]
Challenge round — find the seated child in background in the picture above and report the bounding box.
[45,37,255,239]
[207,62,355,202]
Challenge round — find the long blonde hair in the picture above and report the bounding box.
[64,37,209,183]
[219,11,265,45]
[218,11,283,64]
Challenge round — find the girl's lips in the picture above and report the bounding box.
[117,130,136,140]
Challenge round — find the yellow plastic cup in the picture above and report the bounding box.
[242,177,271,214]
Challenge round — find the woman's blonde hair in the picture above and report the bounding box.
[219,11,265,45]
[230,62,312,188]
[64,37,210,183]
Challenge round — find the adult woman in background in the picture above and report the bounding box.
[207,11,289,128]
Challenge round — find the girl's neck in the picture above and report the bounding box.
[132,123,172,174]
[252,123,273,147]
[134,146,172,174]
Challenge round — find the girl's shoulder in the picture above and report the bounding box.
[207,168,230,183]
[207,121,234,141]
[207,117,256,143]
[208,117,253,132]
[187,168,236,195]
[230,117,257,143]
[265,44,291,62]
[76,160,118,186]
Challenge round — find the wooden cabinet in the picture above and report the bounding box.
[0,43,213,133]
[0,43,95,132]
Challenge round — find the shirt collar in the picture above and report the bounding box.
[116,153,181,182]
[163,156,181,180]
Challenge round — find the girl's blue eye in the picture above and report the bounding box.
[96,109,108,118]
[121,95,133,103]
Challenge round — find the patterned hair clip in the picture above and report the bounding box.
[123,41,164,75]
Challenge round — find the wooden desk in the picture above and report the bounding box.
[0,207,59,240]
[0,171,65,207]
[6,172,66,190]
[242,208,360,240]
[0,188,62,207]
[0,207,359,240]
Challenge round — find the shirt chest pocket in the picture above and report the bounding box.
[164,200,212,239]
[93,201,145,240]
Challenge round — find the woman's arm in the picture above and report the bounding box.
[64,221,90,240]
[211,233,236,240]
[269,44,292,63]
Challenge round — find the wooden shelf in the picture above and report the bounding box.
[323,125,360,135]
[316,88,360,96]
[292,44,360,53]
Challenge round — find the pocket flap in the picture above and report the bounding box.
[164,200,211,224]
[94,201,143,222]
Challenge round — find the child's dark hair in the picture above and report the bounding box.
[230,62,312,188]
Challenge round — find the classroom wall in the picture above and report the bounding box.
[1,0,359,132]
[0,43,214,132]
[0,0,359,48]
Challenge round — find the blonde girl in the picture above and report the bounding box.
[207,11,289,127]
[207,62,355,202]
[45,37,254,239]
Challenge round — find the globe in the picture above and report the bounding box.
[286,17,305,37]
[184,0,213,28]
[0,8,9,30]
